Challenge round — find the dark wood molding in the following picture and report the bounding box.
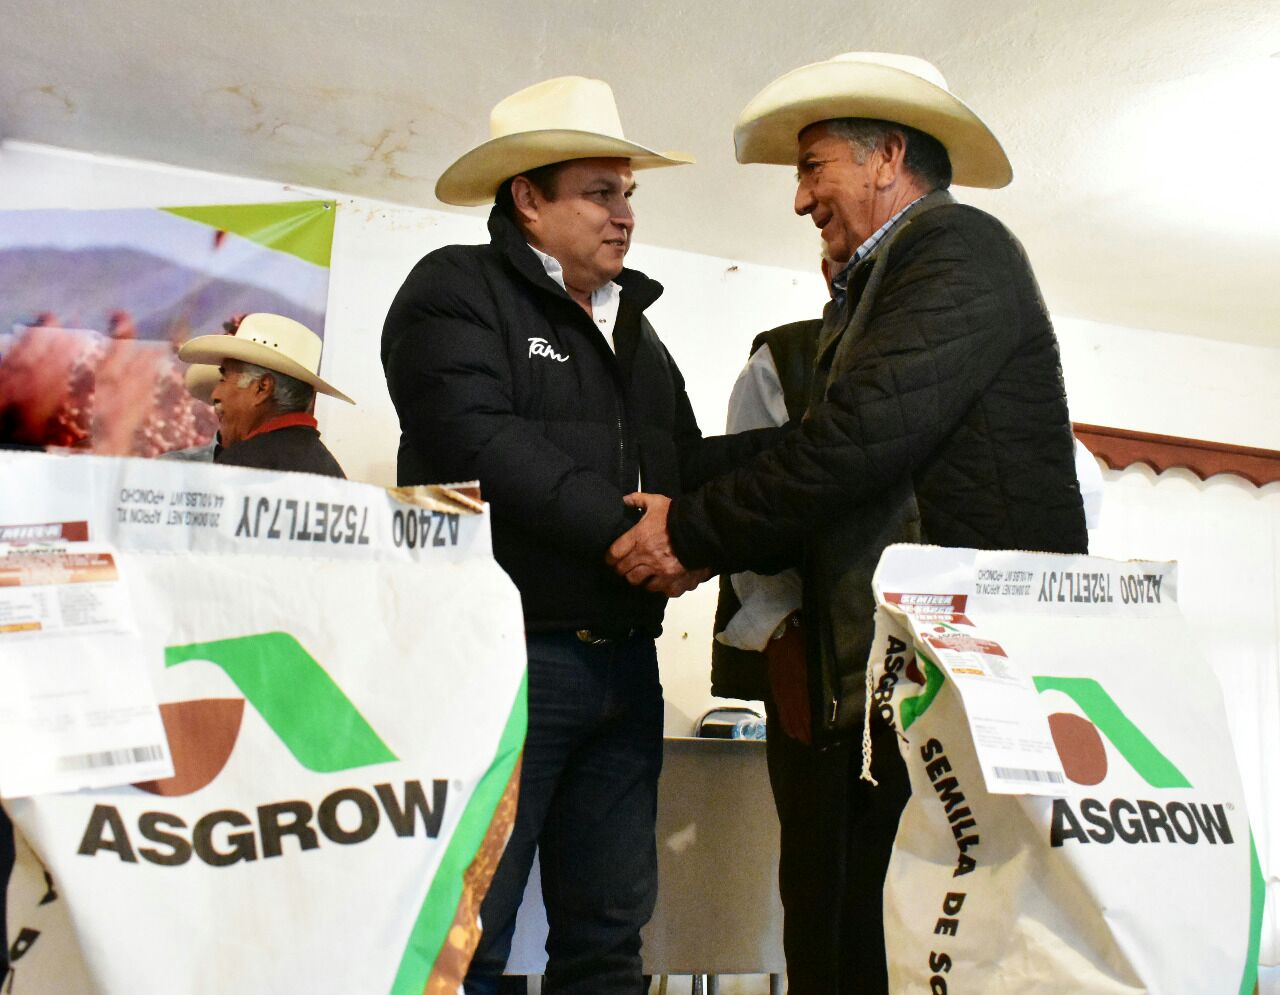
[1074,423,1280,487]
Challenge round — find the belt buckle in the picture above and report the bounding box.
[576,628,636,646]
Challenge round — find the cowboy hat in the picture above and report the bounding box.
[178,313,354,405]
[435,75,693,206]
[734,52,1012,189]
[183,363,220,405]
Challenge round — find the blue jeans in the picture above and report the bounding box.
[464,632,663,995]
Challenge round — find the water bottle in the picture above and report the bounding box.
[731,716,767,740]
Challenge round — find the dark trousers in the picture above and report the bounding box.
[764,708,911,995]
[464,633,663,995]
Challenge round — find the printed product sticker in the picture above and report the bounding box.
[885,591,1067,796]
[0,546,172,797]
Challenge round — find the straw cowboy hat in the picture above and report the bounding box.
[733,52,1012,189]
[435,75,694,206]
[178,313,354,405]
[183,363,220,405]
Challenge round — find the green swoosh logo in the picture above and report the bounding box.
[1033,676,1189,788]
[165,632,397,772]
[901,651,945,731]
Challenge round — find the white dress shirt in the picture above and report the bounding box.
[529,243,622,349]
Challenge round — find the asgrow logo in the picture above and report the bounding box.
[1036,676,1187,789]
[889,642,1237,851]
[138,632,398,796]
[78,632,449,868]
[1036,677,1235,850]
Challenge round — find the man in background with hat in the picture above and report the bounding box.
[159,363,221,462]
[381,77,774,994]
[179,312,352,478]
[609,53,1088,993]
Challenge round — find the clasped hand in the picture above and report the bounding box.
[606,492,708,597]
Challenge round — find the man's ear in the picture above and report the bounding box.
[253,373,276,408]
[875,131,909,188]
[510,175,541,226]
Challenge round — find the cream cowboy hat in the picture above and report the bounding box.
[435,75,694,206]
[183,363,220,405]
[178,313,354,405]
[733,52,1012,189]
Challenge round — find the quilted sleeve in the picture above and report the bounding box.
[668,211,1038,572]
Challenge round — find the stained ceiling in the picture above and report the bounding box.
[2,0,1278,345]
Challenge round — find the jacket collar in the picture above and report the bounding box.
[244,411,318,441]
[822,188,956,324]
[815,188,957,372]
[487,206,663,313]
[858,188,954,269]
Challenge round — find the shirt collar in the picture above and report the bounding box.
[527,243,621,309]
[487,207,664,312]
[830,194,926,306]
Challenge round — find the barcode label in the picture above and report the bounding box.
[55,744,165,772]
[993,765,1064,784]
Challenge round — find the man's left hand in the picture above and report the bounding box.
[607,493,707,596]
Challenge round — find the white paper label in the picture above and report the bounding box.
[889,593,1067,796]
[0,547,173,796]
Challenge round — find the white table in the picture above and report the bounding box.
[506,737,784,982]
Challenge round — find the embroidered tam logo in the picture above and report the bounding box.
[527,337,569,362]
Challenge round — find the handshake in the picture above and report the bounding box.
[606,492,710,598]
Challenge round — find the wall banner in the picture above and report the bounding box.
[0,201,335,457]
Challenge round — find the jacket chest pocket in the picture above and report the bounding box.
[522,335,578,386]
[519,334,619,424]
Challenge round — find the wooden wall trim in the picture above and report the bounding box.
[1074,423,1280,487]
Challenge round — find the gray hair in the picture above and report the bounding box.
[236,361,314,414]
[824,118,953,191]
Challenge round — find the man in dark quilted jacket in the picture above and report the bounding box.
[609,53,1087,995]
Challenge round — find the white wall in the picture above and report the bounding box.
[4,140,1277,966]
[1056,315,1280,451]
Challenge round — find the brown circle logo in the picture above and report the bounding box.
[133,698,244,796]
[1047,712,1108,785]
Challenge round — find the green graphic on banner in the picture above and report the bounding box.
[1239,834,1264,995]
[901,652,945,731]
[896,663,1192,790]
[390,673,528,994]
[165,632,397,771]
[162,200,336,268]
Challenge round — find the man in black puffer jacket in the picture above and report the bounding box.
[609,53,1088,995]
[381,76,773,995]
